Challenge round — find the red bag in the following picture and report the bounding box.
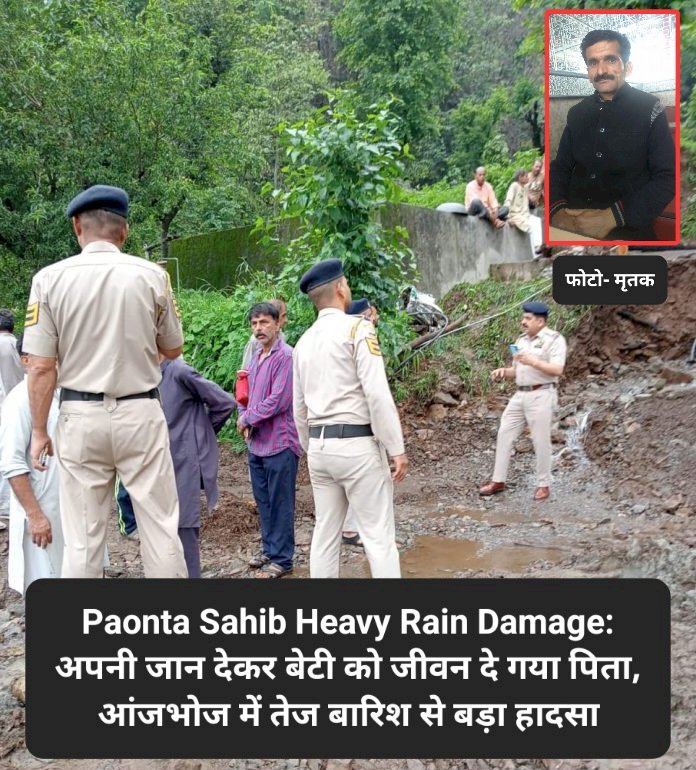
[235,370,249,407]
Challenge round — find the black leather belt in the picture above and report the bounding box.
[517,383,556,392]
[308,424,373,439]
[60,387,160,404]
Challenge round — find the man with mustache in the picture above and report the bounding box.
[238,302,300,578]
[549,29,675,241]
[479,302,566,502]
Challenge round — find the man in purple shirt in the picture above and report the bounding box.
[237,302,301,578]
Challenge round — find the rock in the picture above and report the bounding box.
[415,429,435,441]
[438,374,464,398]
[407,761,426,770]
[10,675,25,704]
[669,438,690,450]
[551,428,566,444]
[586,355,605,373]
[631,504,648,514]
[431,390,458,407]
[557,403,577,420]
[325,761,351,770]
[295,528,313,546]
[426,404,448,422]
[514,437,533,454]
[663,494,683,514]
[659,367,693,385]
[625,421,641,434]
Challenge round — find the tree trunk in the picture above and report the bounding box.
[159,199,184,261]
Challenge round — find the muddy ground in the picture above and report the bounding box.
[1,257,694,770]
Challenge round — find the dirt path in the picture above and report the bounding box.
[1,265,694,769]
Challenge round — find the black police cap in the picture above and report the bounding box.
[66,185,129,219]
[299,259,344,294]
[348,298,370,315]
[522,301,549,316]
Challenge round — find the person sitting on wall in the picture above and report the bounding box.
[465,166,509,229]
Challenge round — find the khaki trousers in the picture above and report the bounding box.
[56,397,187,578]
[492,388,557,487]
[307,436,400,578]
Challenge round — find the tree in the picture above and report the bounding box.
[333,0,457,146]
[0,0,327,266]
[260,95,416,360]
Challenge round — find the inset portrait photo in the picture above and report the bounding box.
[545,10,679,246]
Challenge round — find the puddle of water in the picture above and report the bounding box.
[287,535,561,579]
[401,535,562,577]
[426,506,527,524]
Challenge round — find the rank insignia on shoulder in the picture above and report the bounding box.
[163,271,181,319]
[25,302,39,327]
[366,333,382,356]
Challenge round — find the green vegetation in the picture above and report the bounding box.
[2,0,693,279]
[0,0,327,267]
[266,96,416,308]
[255,95,417,359]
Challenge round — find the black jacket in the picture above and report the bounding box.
[549,84,675,230]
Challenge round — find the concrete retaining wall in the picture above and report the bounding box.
[381,203,535,298]
[170,203,535,300]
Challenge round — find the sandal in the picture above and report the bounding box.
[342,533,363,547]
[256,562,292,579]
[248,552,270,569]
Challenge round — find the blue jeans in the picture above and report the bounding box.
[115,478,137,536]
[248,449,298,571]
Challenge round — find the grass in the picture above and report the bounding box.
[397,180,466,209]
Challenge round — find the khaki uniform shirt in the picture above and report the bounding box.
[514,326,567,386]
[293,307,405,457]
[23,241,183,397]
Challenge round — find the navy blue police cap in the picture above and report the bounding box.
[522,301,549,317]
[66,185,129,219]
[348,298,370,315]
[299,258,344,294]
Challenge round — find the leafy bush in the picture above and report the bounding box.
[263,95,418,321]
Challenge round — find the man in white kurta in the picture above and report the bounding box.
[0,311,25,521]
[0,378,63,594]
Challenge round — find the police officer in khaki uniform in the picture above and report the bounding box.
[293,260,408,578]
[23,184,188,578]
[479,302,567,501]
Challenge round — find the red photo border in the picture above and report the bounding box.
[544,9,681,247]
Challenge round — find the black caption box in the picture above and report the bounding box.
[26,579,670,759]
[553,254,668,305]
